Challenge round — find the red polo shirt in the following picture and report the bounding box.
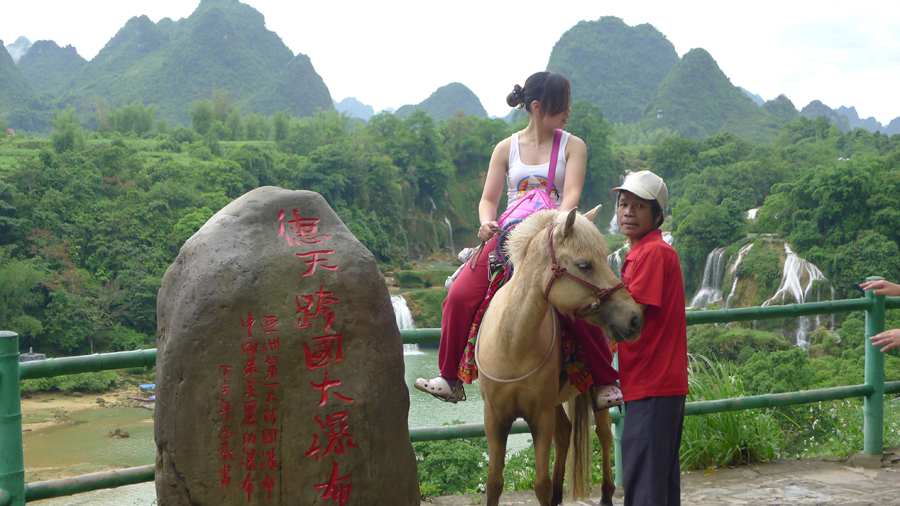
[618,229,688,402]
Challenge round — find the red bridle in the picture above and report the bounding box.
[542,222,625,317]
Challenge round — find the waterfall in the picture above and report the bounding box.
[690,247,728,309]
[662,232,674,245]
[427,196,436,219]
[607,244,629,279]
[608,213,621,235]
[725,243,754,309]
[761,243,832,349]
[443,217,455,257]
[746,207,760,220]
[391,295,422,355]
[608,173,628,235]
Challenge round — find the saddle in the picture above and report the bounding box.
[457,228,594,393]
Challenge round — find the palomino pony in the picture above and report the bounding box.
[476,207,643,506]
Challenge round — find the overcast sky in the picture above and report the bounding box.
[3,0,899,125]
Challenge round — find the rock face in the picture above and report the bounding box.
[155,186,418,505]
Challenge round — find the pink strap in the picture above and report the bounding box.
[546,129,562,197]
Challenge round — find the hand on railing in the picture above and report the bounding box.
[870,329,900,352]
[860,279,900,297]
[861,278,900,352]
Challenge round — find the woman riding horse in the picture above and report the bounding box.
[415,71,622,409]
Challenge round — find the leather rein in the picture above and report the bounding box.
[542,221,625,317]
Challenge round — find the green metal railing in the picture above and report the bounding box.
[1,284,899,504]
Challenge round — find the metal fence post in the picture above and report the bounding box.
[0,331,25,506]
[863,277,885,455]
[611,351,624,487]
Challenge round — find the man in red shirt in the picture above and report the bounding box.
[613,171,688,506]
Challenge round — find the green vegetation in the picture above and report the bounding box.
[16,40,87,98]
[403,291,448,329]
[0,41,47,132]
[395,83,488,121]
[396,270,456,288]
[640,48,783,142]
[547,16,679,124]
[20,370,119,394]
[681,355,781,469]
[11,1,331,130]
[685,314,900,462]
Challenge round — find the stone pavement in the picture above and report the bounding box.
[424,446,900,506]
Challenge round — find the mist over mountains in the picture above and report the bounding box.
[1,0,898,138]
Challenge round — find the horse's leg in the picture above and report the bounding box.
[484,410,512,506]
[527,408,557,506]
[551,405,571,506]
[594,408,615,505]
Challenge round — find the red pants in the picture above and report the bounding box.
[438,236,618,385]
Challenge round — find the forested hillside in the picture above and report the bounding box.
[546,16,679,124]
[395,83,488,121]
[639,48,783,142]
[17,41,87,99]
[10,0,332,129]
[0,42,45,132]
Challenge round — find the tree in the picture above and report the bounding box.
[190,100,215,135]
[272,110,292,142]
[0,249,44,339]
[48,106,85,153]
[565,100,616,209]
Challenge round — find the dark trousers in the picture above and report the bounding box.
[621,395,686,506]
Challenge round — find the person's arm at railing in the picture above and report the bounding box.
[861,279,900,352]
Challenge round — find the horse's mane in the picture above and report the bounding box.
[504,209,609,279]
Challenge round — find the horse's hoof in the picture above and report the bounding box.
[414,377,466,403]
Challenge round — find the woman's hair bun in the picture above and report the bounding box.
[506,84,524,108]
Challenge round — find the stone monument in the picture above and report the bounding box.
[155,187,419,505]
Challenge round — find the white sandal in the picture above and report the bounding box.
[594,384,623,410]
[414,376,466,403]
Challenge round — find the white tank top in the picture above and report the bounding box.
[506,131,570,209]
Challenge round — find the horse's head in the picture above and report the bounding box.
[506,206,643,343]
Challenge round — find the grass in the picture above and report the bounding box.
[681,354,781,469]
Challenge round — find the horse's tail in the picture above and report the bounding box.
[565,392,594,500]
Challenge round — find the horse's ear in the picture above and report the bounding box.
[563,208,578,238]
[584,204,602,222]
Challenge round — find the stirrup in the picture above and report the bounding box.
[414,376,466,403]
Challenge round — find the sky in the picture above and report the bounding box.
[3,0,900,125]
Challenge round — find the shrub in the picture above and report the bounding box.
[20,371,120,393]
[403,291,447,328]
[396,269,456,288]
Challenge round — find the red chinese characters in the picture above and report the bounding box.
[218,311,283,503]
[214,211,354,503]
[277,210,330,246]
[282,210,356,505]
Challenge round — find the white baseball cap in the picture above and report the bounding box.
[613,171,668,209]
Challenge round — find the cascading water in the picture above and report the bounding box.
[690,247,727,309]
[443,217,454,257]
[605,233,673,279]
[607,173,628,235]
[761,243,832,349]
[607,245,629,278]
[391,295,422,354]
[725,243,753,309]
[608,213,621,235]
